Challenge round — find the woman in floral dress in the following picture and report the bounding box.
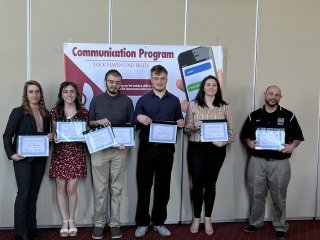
[49,82,88,237]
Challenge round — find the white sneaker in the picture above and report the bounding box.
[153,225,171,237]
[135,226,148,237]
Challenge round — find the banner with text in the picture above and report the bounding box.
[64,43,223,109]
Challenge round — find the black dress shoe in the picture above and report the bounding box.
[14,235,31,240]
[275,231,288,240]
[29,229,45,237]
[243,225,258,233]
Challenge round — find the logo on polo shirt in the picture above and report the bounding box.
[277,118,284,126]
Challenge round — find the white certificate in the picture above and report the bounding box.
[149,121,177,144]
[200,120,228,142]
[17,135,49,157]
[56,121,86,142]
[255,128,285,150]
[112,125,135,147]
[83,126,118,154]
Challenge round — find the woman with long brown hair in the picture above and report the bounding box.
[49,81,88,237]
[185,75,235,236]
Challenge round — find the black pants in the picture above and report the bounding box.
[135,140,175,226]
[187,142,226,218]
[13,158,46,236]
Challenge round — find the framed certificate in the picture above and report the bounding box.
[17,135,49,157]
[112,124,135,147]
[200,120,228,142]
[56,120,86,142]
[149,121,177,144]
[255,128,285,150]
[83,126,118,154]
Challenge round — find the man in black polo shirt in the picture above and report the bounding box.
[133,65,185,238]
[241,85,304,240]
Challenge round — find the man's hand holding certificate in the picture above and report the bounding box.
[149,121,178,144]
[255,128,285,150]
[112,124,135,147]
[83,126,118,154]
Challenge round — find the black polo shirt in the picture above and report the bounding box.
[240,105,304,159]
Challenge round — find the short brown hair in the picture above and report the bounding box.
[150,65,168,76]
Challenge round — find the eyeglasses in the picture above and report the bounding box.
[106,80,121,86]
[152,77,167,82]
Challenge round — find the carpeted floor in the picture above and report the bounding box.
[1,220,320,240]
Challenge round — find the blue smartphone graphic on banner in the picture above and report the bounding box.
[178,47,217,101]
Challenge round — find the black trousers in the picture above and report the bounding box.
[187,142,226,218]
[135,140,175,226]
[13,158,46,236]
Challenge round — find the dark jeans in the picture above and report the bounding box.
[187,142,226,218]
[13,158,46,236]
[135,140,175,226]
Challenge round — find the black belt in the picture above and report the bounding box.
[148,142,167,147]
[147,141,173,147]
[255,156,285,161]
[141,139,172,147]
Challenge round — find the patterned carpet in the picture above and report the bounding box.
[1,221,320,240]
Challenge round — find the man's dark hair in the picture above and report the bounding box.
[105,69,122,80]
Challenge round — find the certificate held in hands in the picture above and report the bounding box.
[149,121,178,144]
[83,126,118,154]
[56,120,86,142]
[17,135,49,157]
[200,120,228,142]
[112,124,135,147]
[255,128,285,150]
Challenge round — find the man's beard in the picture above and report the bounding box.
[107,87,119,95]
[265,99,279,107]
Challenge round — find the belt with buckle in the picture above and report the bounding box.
[149,142,160,147]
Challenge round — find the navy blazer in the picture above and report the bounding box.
[3,107,51,160]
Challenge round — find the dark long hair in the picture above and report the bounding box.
[194,75,227,107]
[55,81,84,120]
[22,80,49,117]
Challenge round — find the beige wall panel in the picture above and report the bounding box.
[31,0,109,109]
[29,0,109,226]
[181,0,257,221]
[0,0,28,227]
[257,0,320,218]
[112,0,185,45]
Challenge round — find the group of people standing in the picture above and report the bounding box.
[3,64,303,240]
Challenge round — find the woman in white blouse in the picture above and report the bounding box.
[184,75,235,236]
